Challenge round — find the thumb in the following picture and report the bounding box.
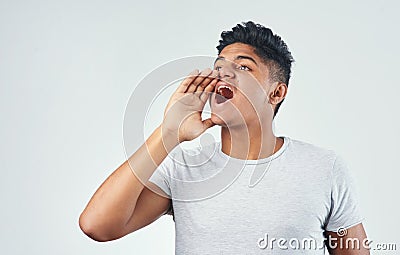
[202,118,215,130]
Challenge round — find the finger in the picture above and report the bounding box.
[175,69,200,93]
[185,68,211,93]
[202,118,215,130]
[199,78,218,102]
[195,70,218,93]
[204,77,218,93]
[185,68,212,93]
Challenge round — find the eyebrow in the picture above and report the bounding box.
[214,55,258,66]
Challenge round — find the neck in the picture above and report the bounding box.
[220,120,283,160]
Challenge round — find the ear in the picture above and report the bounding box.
[268,82,287,105]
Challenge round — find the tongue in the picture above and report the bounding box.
[220,87,233,99]
[216,94,228,104]
[216,87,233,104]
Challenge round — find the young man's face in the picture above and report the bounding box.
[210,42,275,128]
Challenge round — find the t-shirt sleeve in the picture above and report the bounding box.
[324,154,365,232]
[148,154,174,216]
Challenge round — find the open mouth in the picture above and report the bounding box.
[216,85,234,104]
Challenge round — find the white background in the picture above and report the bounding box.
[1,0,399,254]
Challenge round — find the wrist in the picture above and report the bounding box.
[157,124,181,152]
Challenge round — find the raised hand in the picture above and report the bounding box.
[162,68,218,144]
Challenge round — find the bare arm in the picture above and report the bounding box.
[78,69,218,242]
[325,223,370,255]
[78,126,176,241]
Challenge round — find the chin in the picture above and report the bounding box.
[211,112,249,129]
[210,113,228,127]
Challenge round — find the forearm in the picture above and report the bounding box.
[79,125,177,240]
[325,224,370,255]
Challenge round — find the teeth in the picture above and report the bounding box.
[217,85,233,94]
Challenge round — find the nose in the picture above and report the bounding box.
[217,64,235,79]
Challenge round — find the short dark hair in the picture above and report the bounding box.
[216,21,295,117]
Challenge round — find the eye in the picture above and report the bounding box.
[214,66,222,71]
[237,65,251,71]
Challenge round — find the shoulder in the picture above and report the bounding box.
[285,136,338,169]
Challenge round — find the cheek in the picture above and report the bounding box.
[237,77,267,105]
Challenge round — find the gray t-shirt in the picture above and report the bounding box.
[149,136,364,254]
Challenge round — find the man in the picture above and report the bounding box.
[79,21,369,254]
